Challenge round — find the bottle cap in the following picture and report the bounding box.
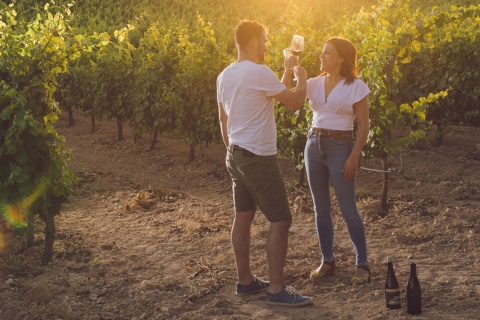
[387,256,393,263]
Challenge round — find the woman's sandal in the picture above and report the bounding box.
[352,265,371,284]
[310,260,336,279]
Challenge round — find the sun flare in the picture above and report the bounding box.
[1,181,47,229]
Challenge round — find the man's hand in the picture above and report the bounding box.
[284,56,298,71]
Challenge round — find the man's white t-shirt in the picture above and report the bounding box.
[217,61,286,156]
[306,75,370,131]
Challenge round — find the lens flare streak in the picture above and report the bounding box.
[1,181,47,229]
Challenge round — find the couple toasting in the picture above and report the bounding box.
[216,19,371,307]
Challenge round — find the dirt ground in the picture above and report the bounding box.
[1,112,479,320]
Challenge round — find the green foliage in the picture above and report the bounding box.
[0,1,103,221]
[275,107,311,171]
[273,0,460,168]
[172,15,231,158]
[7,0,477,185]
[269,3,329,168]
[410,0,477,10]
[93,25,136,140]
[131,23,179,141]
[338,0,456,159]
[324,0,477,213]
[39,0,378,164]
[397,4,480,131]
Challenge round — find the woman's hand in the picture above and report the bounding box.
[293,65,307,81]
[343,154,359,182]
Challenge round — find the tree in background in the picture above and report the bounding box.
[397,4,480,143]
[341,0,451,214]
[133,23,179,150]
[4,0,477,227]
[173,15,231,160]
[0,1,106,264]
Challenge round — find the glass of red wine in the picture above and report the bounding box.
[289,35,304,80]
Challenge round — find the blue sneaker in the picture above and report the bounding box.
[236,276,269,296]
[266,286,313,307]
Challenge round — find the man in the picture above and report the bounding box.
[216,19,312,307]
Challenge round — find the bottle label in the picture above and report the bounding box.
[386,289,401,307]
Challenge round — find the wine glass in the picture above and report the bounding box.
[290,34,304,56]
[289,35,304,80]
[283,48,296,71]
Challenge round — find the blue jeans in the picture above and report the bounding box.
[304,132,368,266]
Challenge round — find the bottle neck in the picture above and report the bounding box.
[388,262,394,271]
[410,263,417,281]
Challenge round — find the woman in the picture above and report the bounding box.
[284,37,371,284]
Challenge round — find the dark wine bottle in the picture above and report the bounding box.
[385,256,401,309]
[407,262,422,315]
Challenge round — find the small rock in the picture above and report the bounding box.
[415,181,422,187]
[67,246,76,255]
[100,244,114,250]
[140,280,158,290]
[161,307,169,312]
[5,278,15,286]
[100,288,108,296]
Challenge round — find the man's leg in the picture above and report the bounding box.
[266,218,292,293]
[231,209,256,284]
[266,216,313,306]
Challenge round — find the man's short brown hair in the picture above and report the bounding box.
[234,19,268,49]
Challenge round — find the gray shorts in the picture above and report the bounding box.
[225,145,292,222]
